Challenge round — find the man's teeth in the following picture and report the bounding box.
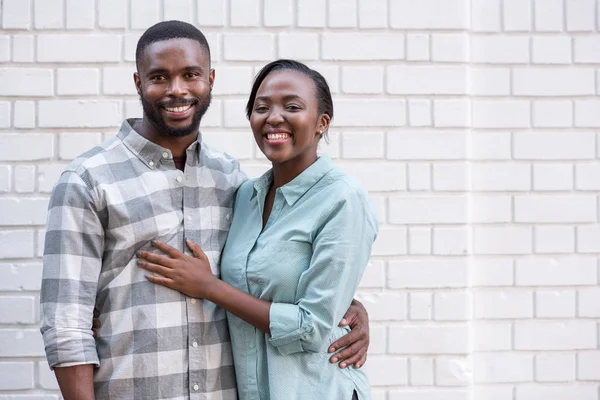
[267,133,290,140]
[165,104,192,113]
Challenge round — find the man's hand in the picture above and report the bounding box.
[329,299,369,369]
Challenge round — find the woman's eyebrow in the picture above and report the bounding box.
[255,94,304,102]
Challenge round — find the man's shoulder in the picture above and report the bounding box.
[63,135,123,176]
[200,141,248,188]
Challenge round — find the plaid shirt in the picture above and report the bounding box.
[40,119,246,400]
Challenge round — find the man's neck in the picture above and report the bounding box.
[133,118,199,158]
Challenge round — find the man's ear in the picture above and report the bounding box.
[209,68,215,90]
[134,72,142,95]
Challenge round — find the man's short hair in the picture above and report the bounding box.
[135,20,211,70]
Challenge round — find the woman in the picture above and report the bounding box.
[137,59,378,399]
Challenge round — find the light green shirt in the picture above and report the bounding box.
[221,156,378,400]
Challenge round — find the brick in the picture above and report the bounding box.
[341,132,384,159]
[124,100,142,120]
[389,0,468,29]
[406,34,430,61]
[201,132,254,160]
[0,262,42,290]
[37,229,46,257]
[473,387,514,400]
[578,288,600,317]
[577,225,600,252]
[388,259,468,289]
[123,33,142,62]
[341,67,384,94]
[0,362,34,390]
[297,0,326,27]
[0,166,10,192]
[367,357,408,386]
[368,325,386,354]
[534,0,564,31]
[164,0,194,23]
[388,66,467,95]
[38,34,121,63]
[532,36,572,64]
[536,353,576,382]
[408,227,431,255]
[574,36,600,63]
[515,195,596,223]
[371,227,407,256]
[2,0,32,30]
[264,0,293,27]
[197,0,225,26]
[535,225,575,254]
[435,358,471,386]
[278,33,319,60]
[433,227,469,256]
[369,196,386,223]
[0,68,53,96]
[566,0,595,31]
[409,292,433,320]
[13,101,35,129]
[317,131,340,159]
[516,257,597,286]
[66,0,94,29]
[328,0,356,27]
[471,36,529,63]
[98,0,127,28]
[39,100,122,128]
[533,163,574,191]
[130,0,159,29]
[472,163,530,191]
[473,226,532,255]
[472,322,512,351]
[200,98,221,127]
[470,68,510,96]
[472,259,514,287]
[389,196,467,224]
[388,132,466,160]
[389,391,469,400]
[516,320,596,350]
[408,163,431,191]
[230,0,259,26]
[358,0,387,28]
[578,351,600,380]
[57,68,100,95]
[223,34,274,61]
[0,198,49,226]
[470,132,511,160]
[361,293,407,321]
[536,290,576,318]
[389,324,469,354]
[223,99,250,129]
[513,68,595,96]
[433,163,468,191]
[471,0,501,32]
[474,290,533,319]
[34,0,64,29]
[323,34,404,61]
[409,358,434,385]
[532,100,573,127]
[359,260,385,289]
[575,100,600,127]
[0,297,36,323]
[434,291,471,321]
[14,165,35,193]
[0,36,10,62]
[473,353,533,383]
[312,65,339,93]
[59,132,103,160]
[0,102,9,128]
[12,35,35,63]
[38,164,67,193]
[37,362,59,390]
[0,232,35,259]
[431,33,468,62]
[0,329,44,357]
[0,134,53,161]
[408,100,431,126]
[503,0,532,31]
[103,67,136,95]
[514,132,595,160]
[433,99,469,128]
[335,100,405,127]
[472,100,530,128]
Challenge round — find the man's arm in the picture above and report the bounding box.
[54,365,95,400]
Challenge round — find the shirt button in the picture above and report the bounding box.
[149,161,154,167]
[176,176,183,183]
[190,298,196,304]
[192,341,198,348]
[193,384,199,391]
[162,152,169,159]
[225,214,230,220]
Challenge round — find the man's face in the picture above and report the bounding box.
[134,38,214,137]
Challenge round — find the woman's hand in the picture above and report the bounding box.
[136,239,217,299]
[328,299,370,369]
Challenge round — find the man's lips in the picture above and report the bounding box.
[161,103,195,119]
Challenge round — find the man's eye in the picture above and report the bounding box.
[151,75,166,81]
[185,73,199,79]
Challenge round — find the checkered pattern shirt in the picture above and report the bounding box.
[40,119,247,400]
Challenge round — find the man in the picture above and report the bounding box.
[41,20,370,400]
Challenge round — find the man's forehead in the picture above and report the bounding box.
[140,38,209,68]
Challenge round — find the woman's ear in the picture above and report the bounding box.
[317,114,331,136]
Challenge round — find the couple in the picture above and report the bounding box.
[40,20,377,400]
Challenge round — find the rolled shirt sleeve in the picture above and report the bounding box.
[40,171,104,369]
[268,185,378,355]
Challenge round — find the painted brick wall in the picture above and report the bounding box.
[0,0,599,399]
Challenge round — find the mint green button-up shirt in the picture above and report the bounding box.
[220,156,378,400]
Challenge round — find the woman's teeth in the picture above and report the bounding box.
[267,133,290,140]
[165,104,192,113]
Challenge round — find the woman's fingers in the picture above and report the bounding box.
[152,240,184,258]
[186,239,207,260]
[144,273,176,289]
[137,250,175,268]
[136,259,173,278]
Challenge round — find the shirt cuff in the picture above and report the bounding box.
[268,303,314,355]
[42,327,99,370]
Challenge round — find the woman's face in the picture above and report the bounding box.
[249,70,329,169]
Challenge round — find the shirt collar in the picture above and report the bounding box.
[253,156,335,206]
[117,118,201,169]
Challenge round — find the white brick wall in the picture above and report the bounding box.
[0,1,598,399]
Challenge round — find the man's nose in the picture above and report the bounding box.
[167,77,188,96]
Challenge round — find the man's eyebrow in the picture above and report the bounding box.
[145,66,204,76]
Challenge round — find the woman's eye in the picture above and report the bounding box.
[286,104,301,111]
[254,106,268,113]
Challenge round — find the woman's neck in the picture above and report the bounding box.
[271,154,318,189]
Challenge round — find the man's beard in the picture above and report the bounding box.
[140,91,212,137]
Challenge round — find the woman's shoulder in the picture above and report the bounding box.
[319,166,370,203]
